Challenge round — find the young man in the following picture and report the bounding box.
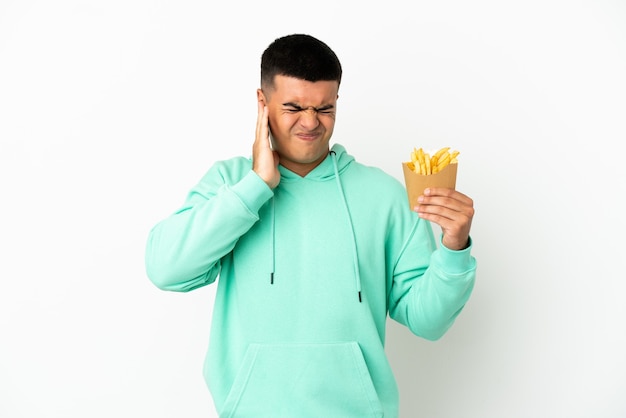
[145,34,476,418]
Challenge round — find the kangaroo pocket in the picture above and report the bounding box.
[219,341,384,418]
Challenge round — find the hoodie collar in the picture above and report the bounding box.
[277,143,354,182]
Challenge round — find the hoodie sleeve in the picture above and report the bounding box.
[145,161,273,292]
[388,217,476,341]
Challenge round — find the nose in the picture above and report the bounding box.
[299,107,320,129]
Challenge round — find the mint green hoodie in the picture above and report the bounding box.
[145,143,476,418]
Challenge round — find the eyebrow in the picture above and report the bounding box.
[282,102,335,112]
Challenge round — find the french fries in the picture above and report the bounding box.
[407,146,459,175]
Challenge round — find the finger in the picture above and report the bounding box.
[261,105,269,147]
[415,200,472,222]
[416,189,474,218]
[255,103,268,145]
[414,199,473,232]
[424,188,473,205]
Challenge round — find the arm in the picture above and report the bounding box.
[389,222,476,340]
[389,188,476,340]
[145,167,273,292]
[145,100,278,292]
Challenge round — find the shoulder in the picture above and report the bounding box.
[342,159,419,238]
[345,160,406,194]
[342,160,413,218]
[200,156,252,185]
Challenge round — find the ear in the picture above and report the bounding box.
[257,89,267,106]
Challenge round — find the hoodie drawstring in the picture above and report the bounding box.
[330,150,363,303]
[267,150,363,303]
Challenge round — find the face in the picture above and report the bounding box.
[258,75,339,176]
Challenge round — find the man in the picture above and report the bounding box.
[145,33,476,418]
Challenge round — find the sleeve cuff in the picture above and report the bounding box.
[230,170,274,213]
[436,235,475,274]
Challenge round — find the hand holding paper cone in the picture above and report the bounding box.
[403,147,459,209]
[403,146,474,250]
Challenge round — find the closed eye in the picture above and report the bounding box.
[282,103,335,115]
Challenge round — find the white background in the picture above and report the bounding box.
[1,1,625,417]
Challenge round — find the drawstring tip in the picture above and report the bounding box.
[270,273,274,285]
[358,291,362,303]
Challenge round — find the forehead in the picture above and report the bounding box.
[270,75,339,105]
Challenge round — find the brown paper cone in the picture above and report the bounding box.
[402,162,458,209]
